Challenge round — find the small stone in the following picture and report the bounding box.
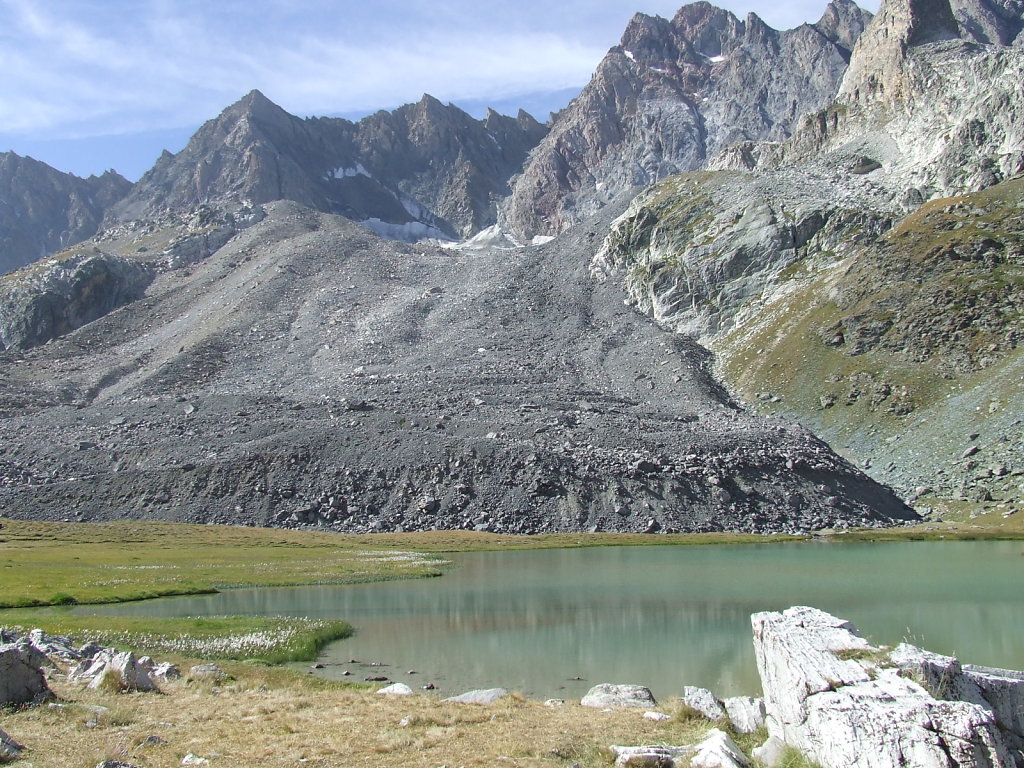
[643,711,671,721]
[544,698,566,708]
[181,755,210,766]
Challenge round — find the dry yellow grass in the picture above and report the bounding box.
[2,663,720,768]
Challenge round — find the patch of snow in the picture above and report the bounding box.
[649,66,670,74]
[531,235,555,246]
[359,218,454,244]
[448,224,523,251]
[708,55,726,63]
[623,49,635,61]
[328,163,372,180]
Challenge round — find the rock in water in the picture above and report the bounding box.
[581,683,657,709]
[752,606,1015,768]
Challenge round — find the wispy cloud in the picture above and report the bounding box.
[0,0,607,140]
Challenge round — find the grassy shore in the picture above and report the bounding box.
[2,663,775,768]
[2,515,1022,610]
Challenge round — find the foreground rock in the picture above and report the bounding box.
[0,726,24,760]
[69,649,158,692]
[752,606,1019,768]
[581,683,657,709]
[610,728,750,768]
[0,645,53,706]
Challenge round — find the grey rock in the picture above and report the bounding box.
[0,645,52,706]
[610,744,695,767]
[71,649,158,693]
[188,664,228,683]
[442,687,508,704]
[690,728,752,768]
[0,152,131,276]
[0,249,152,350]
[681,685,726,720]
[152,661,181,680]
[581,683,657,709]
[0,726,24,761]
[113,90,547,242]
[503,0,871,239]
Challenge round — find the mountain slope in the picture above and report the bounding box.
[501,0,872,239]
[0,153,131,275]
[112,91,547,241]
[593,0,1024,520]
[0,199,913,533]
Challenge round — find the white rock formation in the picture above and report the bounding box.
[724,696,766,733]
[752,606,1015,768]
[610,744,695,767]
[691,728,753,768]
[71,649,158,692]
[581,683,657,709]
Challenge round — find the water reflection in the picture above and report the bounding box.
[79,541,1024,700]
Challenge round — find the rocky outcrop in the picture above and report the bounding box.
[502,0,872,239]
[752,606,1019,768]
[610,729,751,768]
[112,90,547,241]
[442,688,509,705]
[953,0,1024,44]
[69,649,158,692]
[0,153,131,276]
[0,248,152,350]
[581,683,658,709]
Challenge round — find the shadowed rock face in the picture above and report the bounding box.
[953,0,1024,44]
[0,154,131,276]
[111,90,547,242]
[501,0,873,240]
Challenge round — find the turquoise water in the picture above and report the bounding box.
[78,541,1024,701]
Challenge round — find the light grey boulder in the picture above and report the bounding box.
[188,663,228,683]
[581,683,657,709]
[0,727,24,761]
[752,606,1014,768]
[71,649,157,692]
[690,728,752,768]
[0,645,52,706]
[376,682,413,695]
[723,696,766,733]
[609,744,695,767]
[751,735,787,767]
[152,661,181,681]
[442,687,508,705]
[681,686,726,720]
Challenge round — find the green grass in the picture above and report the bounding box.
[0,613,352,664]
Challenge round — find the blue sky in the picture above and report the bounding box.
[0,0,878,181]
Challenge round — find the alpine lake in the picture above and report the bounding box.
[74,541,1024,702]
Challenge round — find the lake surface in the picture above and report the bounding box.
[79,541,1024,701]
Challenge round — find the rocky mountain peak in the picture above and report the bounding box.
[503,1,870,239]
[814,0,875,52]
[839,0,961,104]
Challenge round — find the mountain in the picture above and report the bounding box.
[0,153,131,275]
[593,0,1024,522]
[112,90,547,241]
[0,198,912,533]
[501,0,873,239]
